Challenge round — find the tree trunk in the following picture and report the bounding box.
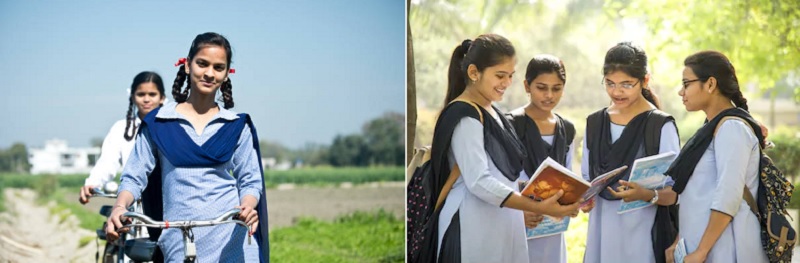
[406,0,417,167]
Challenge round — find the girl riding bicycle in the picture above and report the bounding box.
[106,32,269,263]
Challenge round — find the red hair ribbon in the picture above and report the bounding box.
[229,68,236,74]
[174,57,187,67]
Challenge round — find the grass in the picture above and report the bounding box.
[564,212,589,263]
[270,209,404,263]
[264,166,403,188]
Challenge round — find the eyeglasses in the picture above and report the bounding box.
[602,79,640,89]
[681,78,706,89]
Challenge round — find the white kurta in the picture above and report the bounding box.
[678,119,768,263]
[437,113,528,263]
[84,118,139,186]
[581,122,680,263]
[518,135,573,263]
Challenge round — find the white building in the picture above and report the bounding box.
[28,139,100,175]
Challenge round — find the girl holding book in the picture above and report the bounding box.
[581,42,681,263]
[663,51,767,263]
[431,34,581,263]
[506,54,575,263]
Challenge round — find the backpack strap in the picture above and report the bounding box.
[713,116,761,217]
[643,110,674,156]
[434,99,484,211]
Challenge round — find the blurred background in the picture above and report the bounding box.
[0,1,404,262]
[408,0,800,262]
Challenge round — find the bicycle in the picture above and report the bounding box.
[119,209,251,262]
[90,182,151,263]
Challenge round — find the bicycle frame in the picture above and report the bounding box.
[91,185,149,263]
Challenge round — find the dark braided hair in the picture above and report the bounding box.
[172,32,235,109]
[603,42,661,109]
[684,51,748,111]
[124,71,165,141]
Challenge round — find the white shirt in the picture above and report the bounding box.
[84,118,139,186]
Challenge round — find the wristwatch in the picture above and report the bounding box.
[649,189,659,204]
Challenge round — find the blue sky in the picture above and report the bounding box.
[0,0,405,149]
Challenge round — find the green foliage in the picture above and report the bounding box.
[264,167,403,187]
[362,112,405,166]
[328,134,369,166]
[769,134,800,183]
[608,0,800,102]
[0,142,31,173]
[270,209,404,263]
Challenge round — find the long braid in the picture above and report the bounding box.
[123,97,137,141]
[641,87,661,109]
[172,65,189,103]
[220,79,234,109]
[733,90,749,111]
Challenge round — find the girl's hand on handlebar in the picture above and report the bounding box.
[79,185,97,204]
[235,205,258,235]
[105,205,130,242]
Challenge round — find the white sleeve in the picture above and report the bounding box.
[581,129,591,182]
[659,121,680,186]
[450,117,515,207]
[85,120,125,186]
[710,119,759,217]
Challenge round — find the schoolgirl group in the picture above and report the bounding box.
[426,33,769,263]
[78,32,270,262]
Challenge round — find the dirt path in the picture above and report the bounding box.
[0,183,404,262]
[0,188,96,263]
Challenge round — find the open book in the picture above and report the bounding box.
[617,152,677,214]
[521,157,628,205]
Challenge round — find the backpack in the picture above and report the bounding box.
[406,100,483,263]
[714,116,796,262]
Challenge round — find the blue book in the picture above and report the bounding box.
[526,216,569,239]
[618,152,677,214]
[674,238,687,263]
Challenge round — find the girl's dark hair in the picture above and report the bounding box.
[525,54,566,84]
[445,34,515,105]
[684,51,747,111]
[172,32,234,109]
[603,42,660,109]
[124,71,165,141]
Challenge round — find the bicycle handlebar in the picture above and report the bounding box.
[90,187,118,198]
[121,209,248,230]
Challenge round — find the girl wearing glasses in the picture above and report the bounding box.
[581,42,681,263]
[506,54,575,263]
[663,51,768,263]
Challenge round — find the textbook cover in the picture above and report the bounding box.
[618,152,677,214]
[521,157,627,205]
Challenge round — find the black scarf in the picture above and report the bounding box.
[510,110,570,175]
[588,109,654,200]
[666,107,763,194]
[431,101,526,188]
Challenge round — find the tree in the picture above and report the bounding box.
[0,142,31,173]
[328,134,368,166]
[363,112,405,166]
[90,137,104,148]
[259,140,292,163]
[407,0,417,165]
[608,0,800,102]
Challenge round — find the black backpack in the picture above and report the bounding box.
[406,100,483,263]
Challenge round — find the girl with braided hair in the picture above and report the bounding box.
[663,51,768,263]
[581,42,681,263]
[79,71,165,204]
[106,32,269,262]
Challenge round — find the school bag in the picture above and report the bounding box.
[714,116,796,262]
[406,100,483,263]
